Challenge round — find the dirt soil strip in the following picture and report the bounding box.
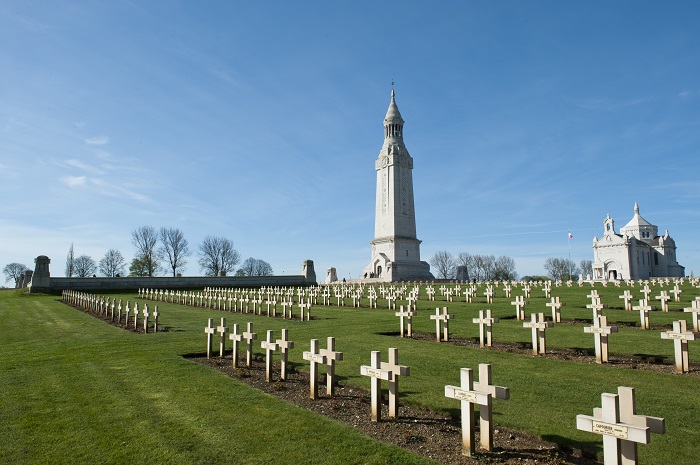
[188,355,601,465]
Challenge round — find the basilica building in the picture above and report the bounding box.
[592,203,684,280]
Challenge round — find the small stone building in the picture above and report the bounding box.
[592,203,684,280]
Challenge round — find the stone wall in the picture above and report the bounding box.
[35,275,311,293]
[27,255,317,293]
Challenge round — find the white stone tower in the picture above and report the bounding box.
[363,90,433,281]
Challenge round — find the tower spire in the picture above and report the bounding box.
[384,89,404,141]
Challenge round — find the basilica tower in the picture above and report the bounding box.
[363,90,433,281]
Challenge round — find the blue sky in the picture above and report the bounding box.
[1,1,699,280]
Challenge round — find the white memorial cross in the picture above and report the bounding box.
[133,303,140,330]
[473,363,510,451]
[444,288,454,303]
[228,323,242,368]
[426,286,435,301]
[260,330,280,382]
[655,291,671,312]
[216,318,228,358]
[683,300,700,332]
[281,300,291,319]
[275,329,294,380]
[299,300,311,321]
[472,309,499,347]
[242,322,257,367]
[632,299,653,330]
[483,286,494,304]
[619,290,635,311]
[545,296,565,323]
[671,284,682,302]
[302,339,326,399]
[395,305,416,338]
[597,387,665,465]
[153,306,160,332]
[319,336,343,396]
[577,388,662,465]
[204,318,216,359]
[444,364,509,456]
[660,320,697,373]
[430,307,453,342]
[464,287,475,303]
[142,304,150,333]
[379,347,410,418]
[360,351,392,422]
[542,282,552,298]
[503,284,512,298]
[584,315,618,363]
[511,296,527,321]
[523,313,553,355]
[124,302,130,327]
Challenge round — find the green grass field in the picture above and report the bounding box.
[2,281,699,464]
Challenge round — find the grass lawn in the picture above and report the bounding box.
[2,281,699,464]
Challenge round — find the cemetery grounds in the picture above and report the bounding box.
[1,281,698,464]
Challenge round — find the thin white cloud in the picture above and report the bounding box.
[678,90,698,99]
[84,136,110,145]
[74,121,86,129]
[62,159,106,175]
[61,176,87,187]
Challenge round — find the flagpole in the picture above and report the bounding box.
[568,229,572,281]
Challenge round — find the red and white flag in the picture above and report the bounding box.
[568,232,574,239]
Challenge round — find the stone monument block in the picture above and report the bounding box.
[302,260,317,284]
[28,255,51,293]
[325,267,338,284]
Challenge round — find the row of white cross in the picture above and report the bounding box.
[204,323,666,463]
[137,275,696,312]
[203,318,343,398]
[397,301,699,371]
[62,290,160,333]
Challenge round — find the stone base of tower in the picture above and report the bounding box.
[362,237,434,282]
[362,258,433,282]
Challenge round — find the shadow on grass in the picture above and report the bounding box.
[567,347,595,356]
[633,353,670,364]
[541,434,602,464]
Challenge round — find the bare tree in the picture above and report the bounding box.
[470,255,496,281]
[197,236,241,277]
[580,259,593,277]
[74,255,97,278]
[237,257,273,276]
[544,257,580,281]
[429,250,456,279]
[159,227,190,276]
[493,256,518,281]
[65,243,75,277]
[131,226,160,277]
[3,263,29,287]
[99,249,126,277]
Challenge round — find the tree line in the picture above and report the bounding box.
[543,258,593,281]
[429,251,518,281]
[56,226,273,279]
